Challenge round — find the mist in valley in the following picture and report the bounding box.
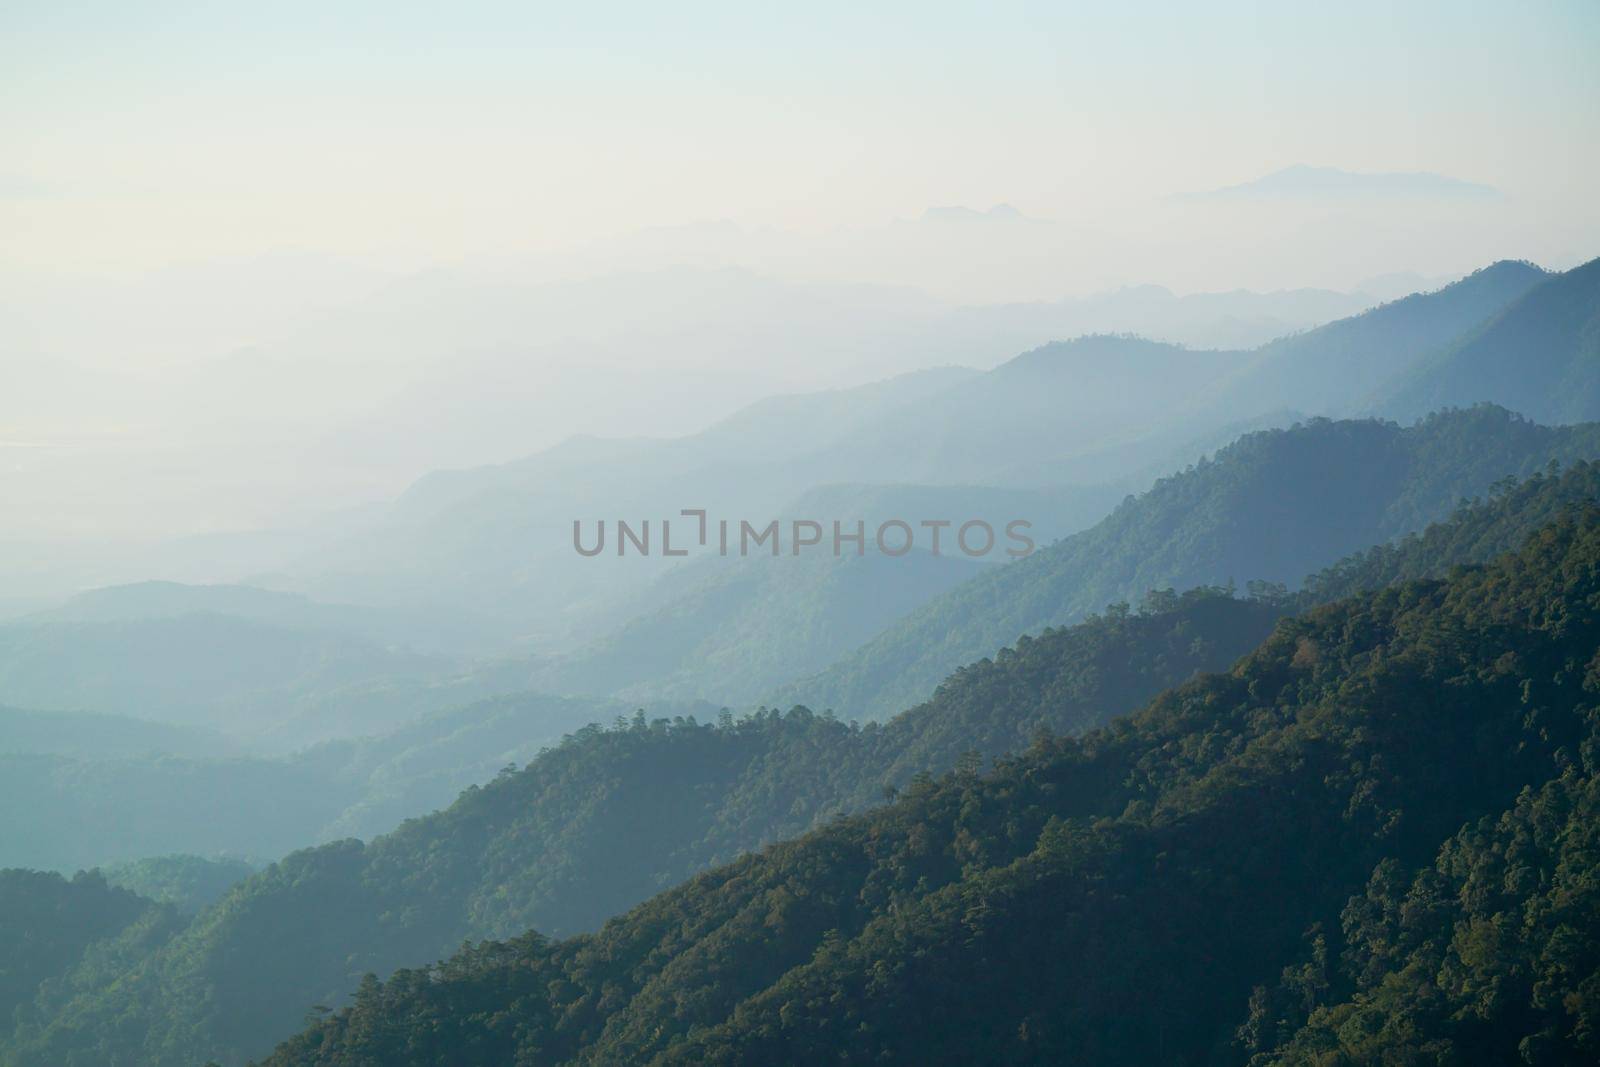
[4,4,1600,1066]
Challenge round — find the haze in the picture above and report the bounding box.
[2,0,1597,580]
[8,8,1600,1062]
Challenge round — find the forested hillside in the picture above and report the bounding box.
[99,856,256,914]
[1207,258,1549,417]
[514,480,1124,705]
[28,581,501,658]
[266,258,1546,671]
[0,692,630,872]
[0,596,1280,1067]
[808,334,1255,485]
[0,613,453,739]
[10,460,1600,1067]
[0,752,354,873]
[9,13,1593,1067]
[258,507,1600,1066]
[524,548,986,705]
[0,705,231,760]
[0,871,161,1030]
[778,405,1600,718]
[1379,254,1600,425]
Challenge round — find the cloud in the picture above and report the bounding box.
[1176,164,1501,202]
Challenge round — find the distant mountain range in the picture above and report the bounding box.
[5,246,1600,1066]
[0,612,452,739]
[1379,255,1600,424]
[1203,258,1551,417]
[12,452,1600,1067]
[11,256,1591,737]
[255,496,1600,1067]
[0,691,646,872]
[774,405,1600,718]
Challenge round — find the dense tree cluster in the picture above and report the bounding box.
[258,510,1600,1065]
[0,592,1278,1067]
[6,440,1600,1066]
[0,871,158,1027]
[99,856,256,914]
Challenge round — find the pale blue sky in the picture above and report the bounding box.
[3,1,1597,276]
[2,1,1598,546]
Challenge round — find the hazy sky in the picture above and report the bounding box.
[2,1,1599,587]
[4,1,1597,279]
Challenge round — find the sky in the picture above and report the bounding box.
[2,0,1599,557]
[3,0,1597,278]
